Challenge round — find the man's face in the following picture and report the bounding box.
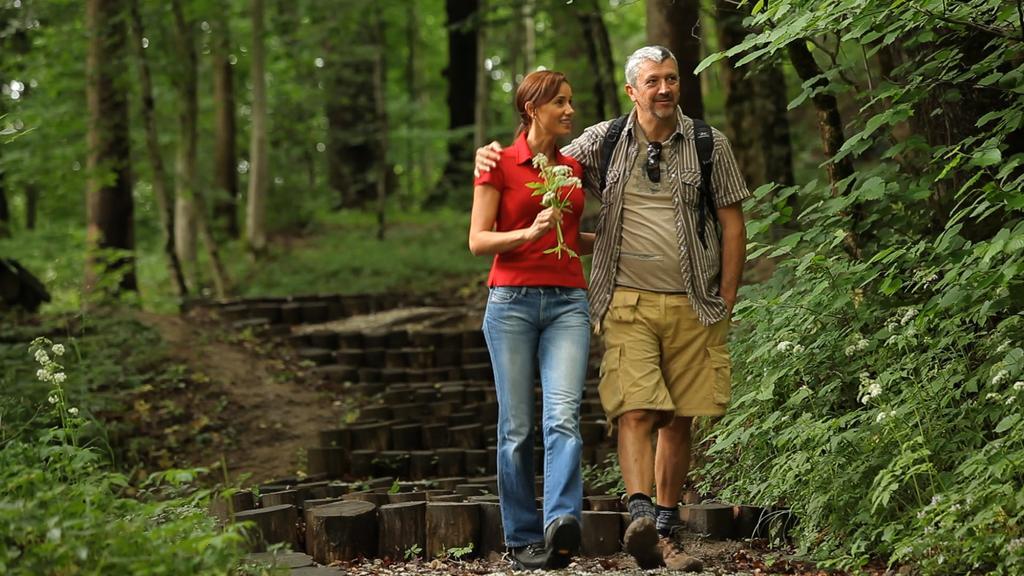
[626,58,680,121]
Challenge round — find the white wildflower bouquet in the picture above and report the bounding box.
[527,152,581,260]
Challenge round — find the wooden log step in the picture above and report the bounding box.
[307,447,349,479]
[681,503,735,539]
[374,450,411,478]
[363,348,387,368]
[468,476,499,495]
[483,425,498,445]
[312,364,359,383]
[461,363,493,381]
[431,477,468,491]
[414,388,439,403]
[449,424,483,449]
[425,502,481,559]
[454,484,489,498]
[435,448,466,476]
[318,427,352,449]
[335,349,364,365]
[308,331,339,349]
[476,401,498,425]
[408,450,437,480]
[388,491,427,504]
[464,449,489,476]
[428,493,464,503]
[463,387,486,403]
[341,490,388,507]
[582,511,621,556]
[478,501,505,557]
[586,495,621,512]
[210,490,255,524]
[580,420,605,445]
[280,303,304,324]
[365,476,396,490]
[259,489,298,508]
[350,422,390,451]
[461,347,490,365]
[447,412,476,427]
[434,347,460,367]
[438,385,465,404]
[363,330,390,348]
[249,303,282,323]
[301,302,330,324]
[303,498,345,534]
[391,423,422,450]
[291,565,345,575]
[297,348,334,366]
[235,504,298,552]
[380,368,407,384]
[349,450,376,478]
[390,403,424,421]
[421,423,448,450]
[295,481,331,504]
[378,501,427,560]
[461,330,486,348]
[358,405,392,422]
[307,500,377,564]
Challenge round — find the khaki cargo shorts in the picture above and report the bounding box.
[598,288,732,422]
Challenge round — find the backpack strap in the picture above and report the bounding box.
[599,115,628,194]
[691,118,718,249]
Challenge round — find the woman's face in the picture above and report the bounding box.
[530,82,575,138]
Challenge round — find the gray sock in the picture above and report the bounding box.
[655,504,682,536]
[626,493,656,521]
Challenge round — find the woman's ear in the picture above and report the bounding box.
[524,102,535,119]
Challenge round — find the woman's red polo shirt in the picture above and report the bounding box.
[474,131,587,289]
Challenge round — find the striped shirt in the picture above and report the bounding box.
[561,107,750,329]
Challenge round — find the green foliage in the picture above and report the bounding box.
[0,335,257,576]
[403,543,423,561]
[443,542,474,560]
[582,451,625,496]
[696,1,1024,573]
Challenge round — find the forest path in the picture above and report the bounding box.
[137,309,344,483]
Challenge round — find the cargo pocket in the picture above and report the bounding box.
[598,346,623,417]
[707,344,732,405]
[607,290,640,323]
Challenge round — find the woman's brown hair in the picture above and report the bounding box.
[514,70,568,137]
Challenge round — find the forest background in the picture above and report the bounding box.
[1,0,1023,574]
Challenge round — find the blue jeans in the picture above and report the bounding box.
[482,286,590,547]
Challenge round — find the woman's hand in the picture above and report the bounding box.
[524,207,562,241]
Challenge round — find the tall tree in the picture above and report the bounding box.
[85,0,137,295]
[0,164,9,239]
[715,0,794,190]
[575,0,620,120]
[246,0,269,255]
[128,0,188,297]
[473,0,489,150]
[647,0,704,119]
[427,0,479,207]
[211,3,239,238]
[788,41,861,259]
[171,0,229,297]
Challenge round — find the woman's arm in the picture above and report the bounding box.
[469,184,561,256]
[577,232,595,256]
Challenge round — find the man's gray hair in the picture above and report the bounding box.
[624,45,676,87]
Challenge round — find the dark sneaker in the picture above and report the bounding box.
[658,537,703,572]
[623,516,664,569]
[509,542,548,570]
[544,515,581,569]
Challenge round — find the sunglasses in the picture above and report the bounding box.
[646,142,662,183]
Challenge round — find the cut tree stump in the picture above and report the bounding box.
[582,511,621,556]
[342,490,388,507]
[378,501,427,560]
[318,428,352,450]
[211,490,255,524]
[303,498,345,531]
[349,450,376,477]
[435,448,465,476]
[425,502,481,559]
[682,503,735,539]
[449,424,483,449]
[307,500,378,564]
[391,423,422,450]
[388,491,427,504]
[431,477,467,491]
[408,450,436,480]
[259,489,298,508]
[350,422,390,451]
[245,550,314,569]
[586,495,621,512]
[235,504,298,552]
[422,423,448,449]
[478,501,505,556]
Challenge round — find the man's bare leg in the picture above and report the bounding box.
[654,416,693,508]
[617,409,665,568]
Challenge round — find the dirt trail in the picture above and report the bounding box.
[138,310,342,484]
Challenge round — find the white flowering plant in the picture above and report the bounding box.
[527,152,581,260]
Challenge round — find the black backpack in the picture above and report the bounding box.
[599,115,718,248]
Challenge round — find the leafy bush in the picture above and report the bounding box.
[697,1,1024,573]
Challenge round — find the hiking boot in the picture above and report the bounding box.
[509,542,548,570]
[544,515,581,569]
[658,537,703,572]
[623,516,664,569]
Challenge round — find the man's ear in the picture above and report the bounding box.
[624,83,637,103]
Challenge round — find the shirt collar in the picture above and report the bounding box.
[623,105,693,144]
[513,130,566,166]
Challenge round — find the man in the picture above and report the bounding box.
[476,46,749,570]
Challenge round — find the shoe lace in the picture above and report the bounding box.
[526,542,547,557]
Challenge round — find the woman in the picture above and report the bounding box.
[469,70,593,570]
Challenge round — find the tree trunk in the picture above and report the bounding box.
[373,5,389,240]
[715,0,794,190]
[171,0,229,297]
[211,4,239,238]
[788,40,861,259]
[646,0,704,119]
[0,164,9,238]
[25,185,37,230]
[522,0,535,75]
[426,0,479,207]
[128,0,188,297]
[85,0,137,296]
[473,0,488,150]
[576,0,620,120]
[246,0,268,255]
